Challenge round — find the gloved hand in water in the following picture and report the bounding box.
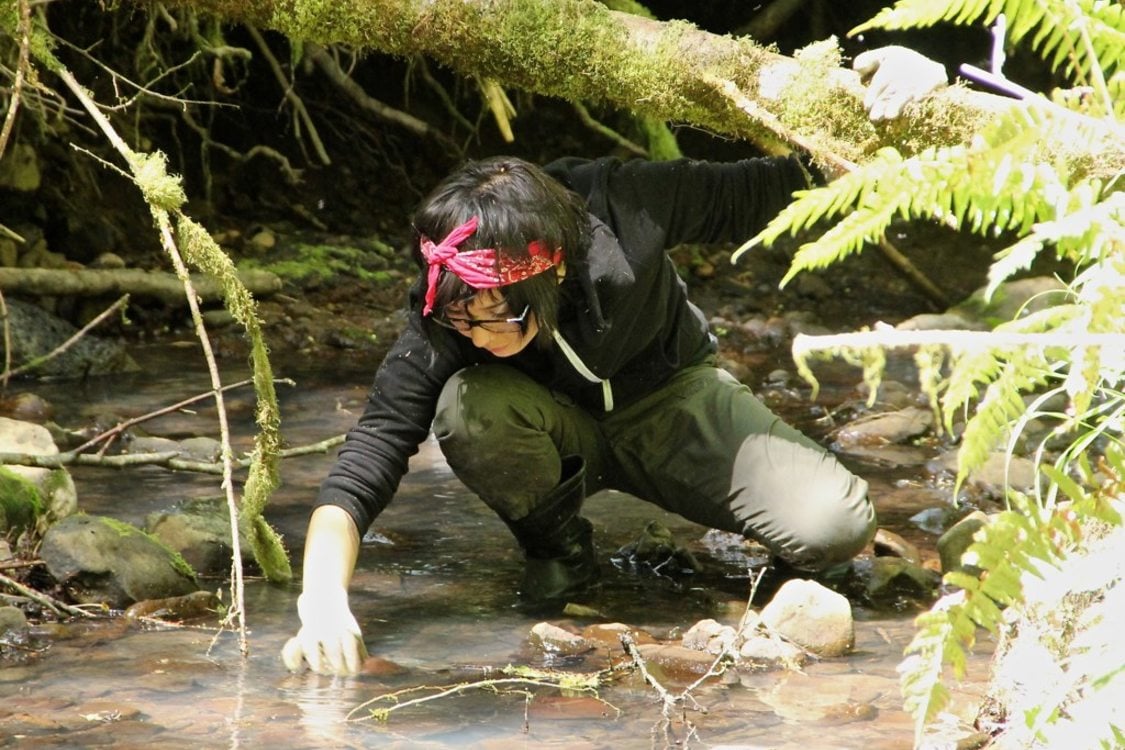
[281,587,367,675]
[854,45,948,121]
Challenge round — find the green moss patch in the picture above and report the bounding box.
[239,240,398,287]
[0,467,44,536]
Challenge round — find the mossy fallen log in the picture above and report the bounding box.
[0,267,282,304]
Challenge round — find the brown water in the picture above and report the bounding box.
[1,343,993,749]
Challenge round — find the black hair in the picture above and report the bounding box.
[411,156,590,348]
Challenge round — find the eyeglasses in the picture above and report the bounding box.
[433,304,530,334]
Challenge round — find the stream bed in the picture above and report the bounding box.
[1,342,994,749]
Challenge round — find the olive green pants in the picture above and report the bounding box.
[432,364,875,570]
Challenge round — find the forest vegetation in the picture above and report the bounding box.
[1,0,1122,747]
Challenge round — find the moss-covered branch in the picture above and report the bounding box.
[133,0,1014,163]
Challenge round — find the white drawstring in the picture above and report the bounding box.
[552,330,614,412]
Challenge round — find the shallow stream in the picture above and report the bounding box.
[1,343,993,749]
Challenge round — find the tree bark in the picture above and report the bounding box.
[139,0,1016,164]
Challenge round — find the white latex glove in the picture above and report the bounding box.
[854,45,948,121]
[281,588,367,675]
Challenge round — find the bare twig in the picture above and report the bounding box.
[0,559,42,571]
[0,570,100,619]
[246,25,331,166]
[794,325,1125,355]
[0,0,32,158]
[345,666,615,722]
[70,377,294,455]
[0,290,11,390]
[306,42,457,154]
[54,64,253,656]
[619,568,769,746]
[572,102,647,157]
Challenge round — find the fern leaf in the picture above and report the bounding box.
[851,0,1122,85]
[731,150,903,264]
[954,351,1052,488]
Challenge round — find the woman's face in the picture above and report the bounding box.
[439,289,539,357]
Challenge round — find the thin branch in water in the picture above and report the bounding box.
[54,63,252,656]
[619,567,769,746]
[345,666,617,722]
[70,377,295,455]
[0,433,342,474]
[0,570,101,619]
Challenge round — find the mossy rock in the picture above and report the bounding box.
[0,467,44,537]
[39,514,199,608]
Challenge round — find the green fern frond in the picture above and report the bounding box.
[780,200,899,285]
[730,149,904,263]
[953,350,1053,489]
[899,596,974,743]
[898,494,1104,746]
[851,0,1123,85]
[939,322,1056,428]
[755,103,1094,286]
[942,348,1003,433]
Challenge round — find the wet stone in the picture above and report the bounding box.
[873,528,921,564]
[738,634,807,668]
[0,605,29,639]
[759,579,854,657]
[579,622,656,652]
[832,406,933,448]
[529,622,591,656]
[681,618,737,655]
[938,510,989,575]
[634,643,718,681]
[146,496,255,575]
[858,557,941,603]
[124,589,221,622]
[360,655,409,677]
[38,514,199,608]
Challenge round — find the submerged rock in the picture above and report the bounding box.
[873,528,921,564]
[0,605,29,641]
[124,589,220,622]
[4,298,138,379]
[611,520,701,577]
[858,557,941,602]
[832,406,933,448]
[528,622,591,656]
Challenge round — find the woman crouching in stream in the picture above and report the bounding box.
[282,48,948,675]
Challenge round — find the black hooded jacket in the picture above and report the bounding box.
[315,155,809,534]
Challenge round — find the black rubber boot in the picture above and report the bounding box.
[504,456,600,607]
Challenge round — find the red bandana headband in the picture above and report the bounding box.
[419,215,562,315]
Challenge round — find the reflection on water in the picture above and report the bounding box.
[1,344,992,748]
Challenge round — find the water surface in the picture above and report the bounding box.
[1,343,992,748]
